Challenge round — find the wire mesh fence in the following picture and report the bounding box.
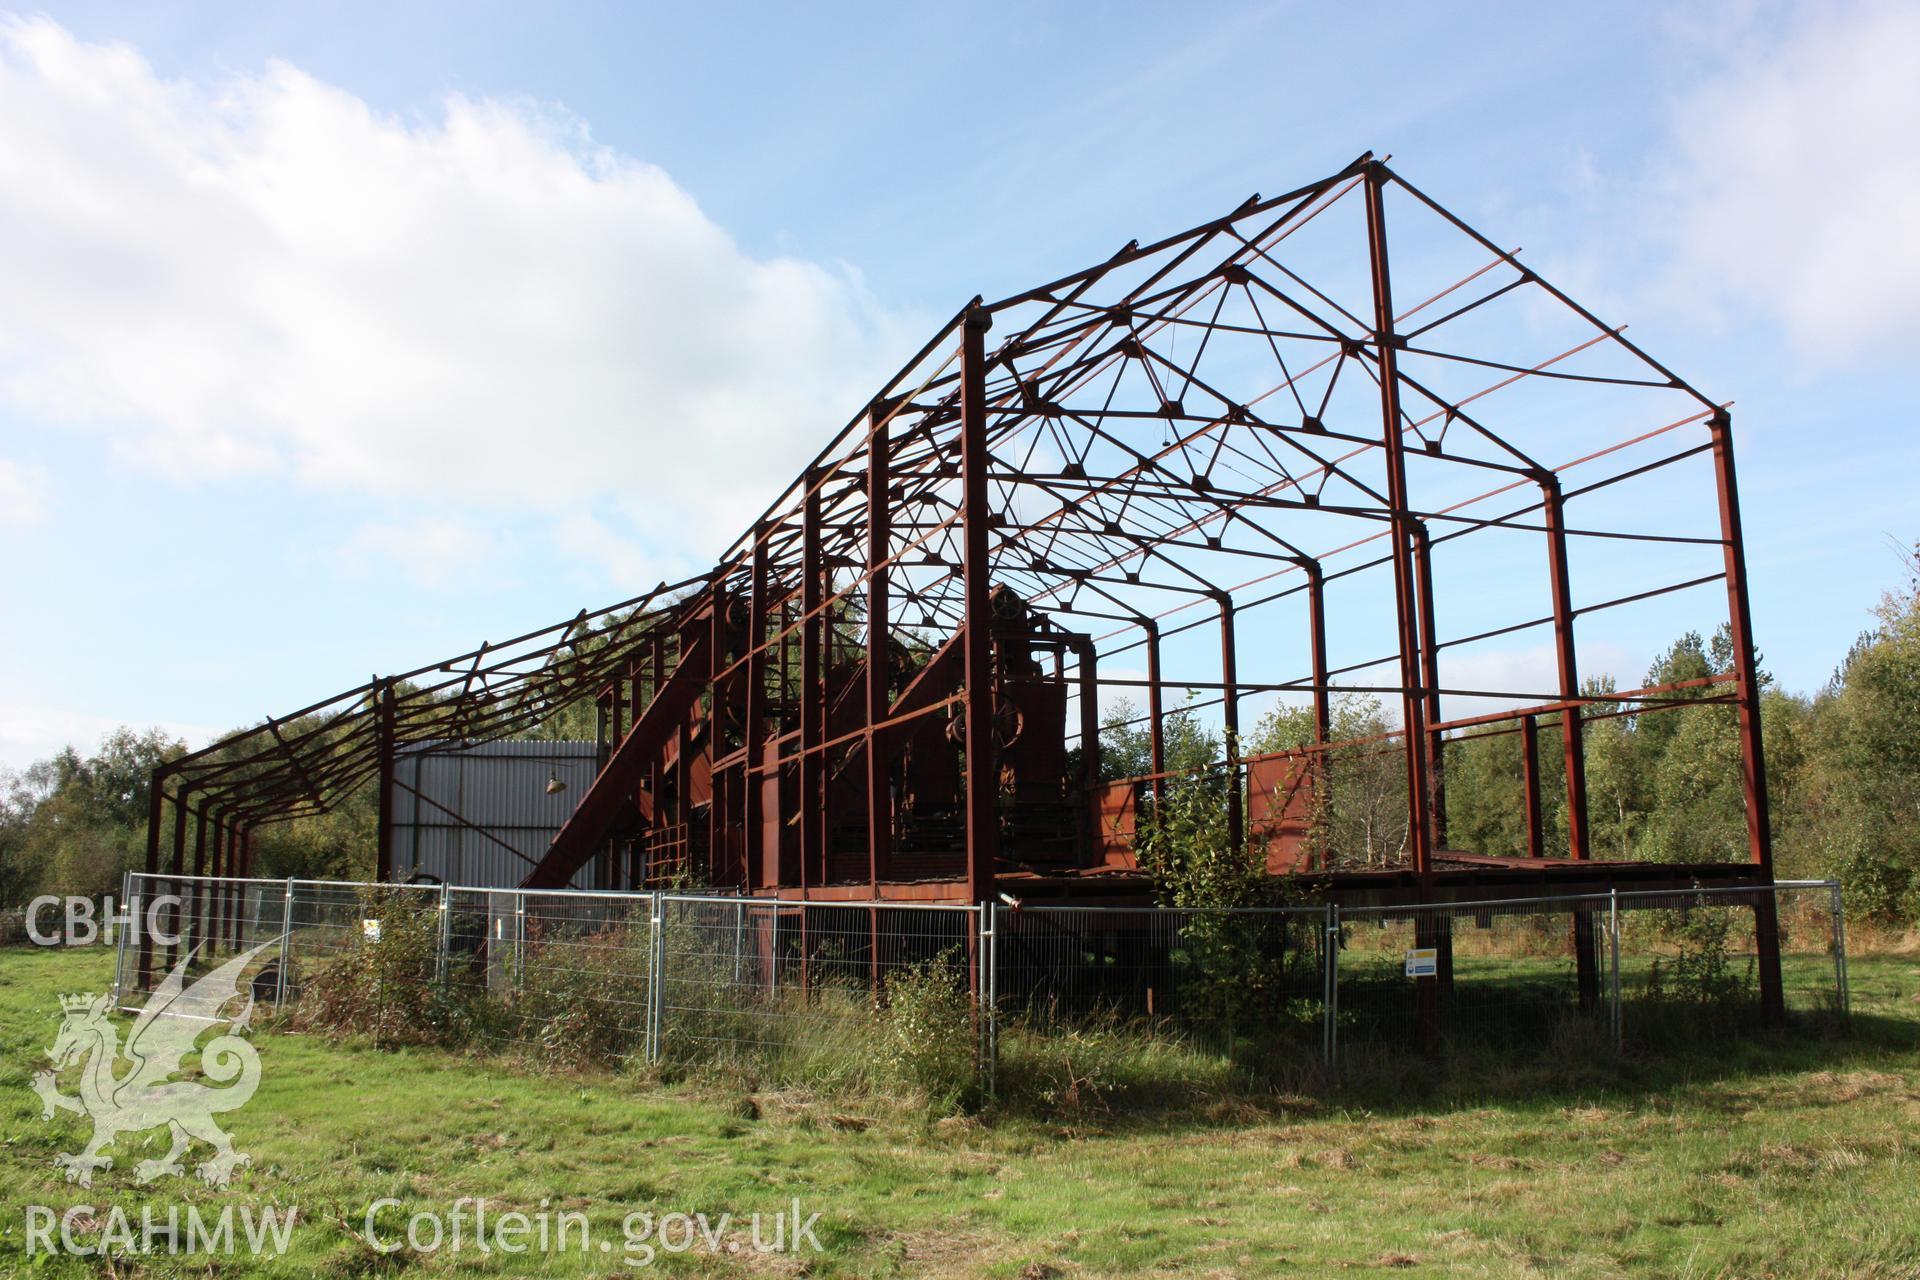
[106,873,1850,1090]
[995,904,1330,1075]
[1335,896,1617,1066]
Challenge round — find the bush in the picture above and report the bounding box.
[511,919,652,1070]
[287,887,482,1047]
[879,952,979,1108]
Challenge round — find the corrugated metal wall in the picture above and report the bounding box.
[390,740,599,888]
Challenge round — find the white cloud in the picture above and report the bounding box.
[345,515,504,587]
[1436,641,1635,722]
[0,702,218,773]
[0,17,920,569]
[0,457,50,525]
[1658,1,1920,363]
[554,512,662,591]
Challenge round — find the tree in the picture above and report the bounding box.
[0,728,186,906]
[1246,694,1409,870]
[1095,695,1219,783]
[1793,548,1920,919]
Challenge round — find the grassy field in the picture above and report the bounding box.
[2,944,1918,1277]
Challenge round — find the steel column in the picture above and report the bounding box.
[375,677,396,882]
[1305,562,1331,748]
[166,785,188,972]
[1361,161,1436,876]
[234,824,251,950]
[707,573,726,886]
[959,306,999,905]
[865,410,893,892]
[1217,594,1243,855]
[1073,636,1100,863]
[191,803,208,957]
[745,526,770,890]
[208,815,225,956]
[140,767,164,984]
[1541,478,1591,861]
[800,468,825,897]
[1708,409,1784,1023]
[1143,620,1166,808]
[1305,561,1331,870]
[1412,522,1446,845]
[1520,715,1544,858]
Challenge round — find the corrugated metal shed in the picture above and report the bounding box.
[389,740,598,888]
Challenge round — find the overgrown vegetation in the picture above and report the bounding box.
[878,951,980,1109]
[7,944,1919,1277]
[284,886,485,1048]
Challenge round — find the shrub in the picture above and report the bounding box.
[511,919,652,1070]
[288,886,481,1047]
[879,951,979,1108]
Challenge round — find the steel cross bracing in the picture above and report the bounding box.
[144,155,1783,1023]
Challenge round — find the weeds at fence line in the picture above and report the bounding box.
[113,874,1853,1118]
[284,885,492,1049]
[879,950,981,1109]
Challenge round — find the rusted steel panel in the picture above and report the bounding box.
[1248,754,1315,873]
[1093,780,1139,869]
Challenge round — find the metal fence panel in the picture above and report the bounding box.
[993,903,1329,1071]
[1336,894,1615,1061]
[106,873,1850,1088]
[653,896,980,1074]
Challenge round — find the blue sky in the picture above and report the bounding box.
[0,1,1915,768]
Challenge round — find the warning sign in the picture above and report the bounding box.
[1404,947,1437,977]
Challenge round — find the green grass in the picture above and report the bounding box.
[1,944,1917,1277]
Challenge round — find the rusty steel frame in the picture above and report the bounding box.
[146,155,1784,1020]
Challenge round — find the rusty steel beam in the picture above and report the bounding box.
[375,677,395,882]
[1709,410,1785,1024]
[1412,522,1447,845]
[1072,634,1101,862]
[1540,476,1591,861]
[153,154,1779,973]
[960,306,998,904]
[1520,714,1544,859]
[865,411,892,891]
[707,572,727,887]
[166,785,188,972]
[745,526,770,890]
[1305,561,1331,748]
[1142,620,1166,807]
[800,469,825,898]
[190,802,208,957]
[1218,593,1243,856]
[1362,161,1436,876]
[140,767,164,984]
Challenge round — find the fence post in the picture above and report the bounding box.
[110,871,133,1013]
[1608,888,1622,1053]
[980,904,999,1099]
[1828,881,1850,1020]
[1323,902,1340,1074]
[733,898,744,985]
[437,883,451,994]
[514,893,527,991]
[275,879,294,1009]
[647,891,667,1064]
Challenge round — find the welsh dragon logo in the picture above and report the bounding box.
[33,941,276,1188]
